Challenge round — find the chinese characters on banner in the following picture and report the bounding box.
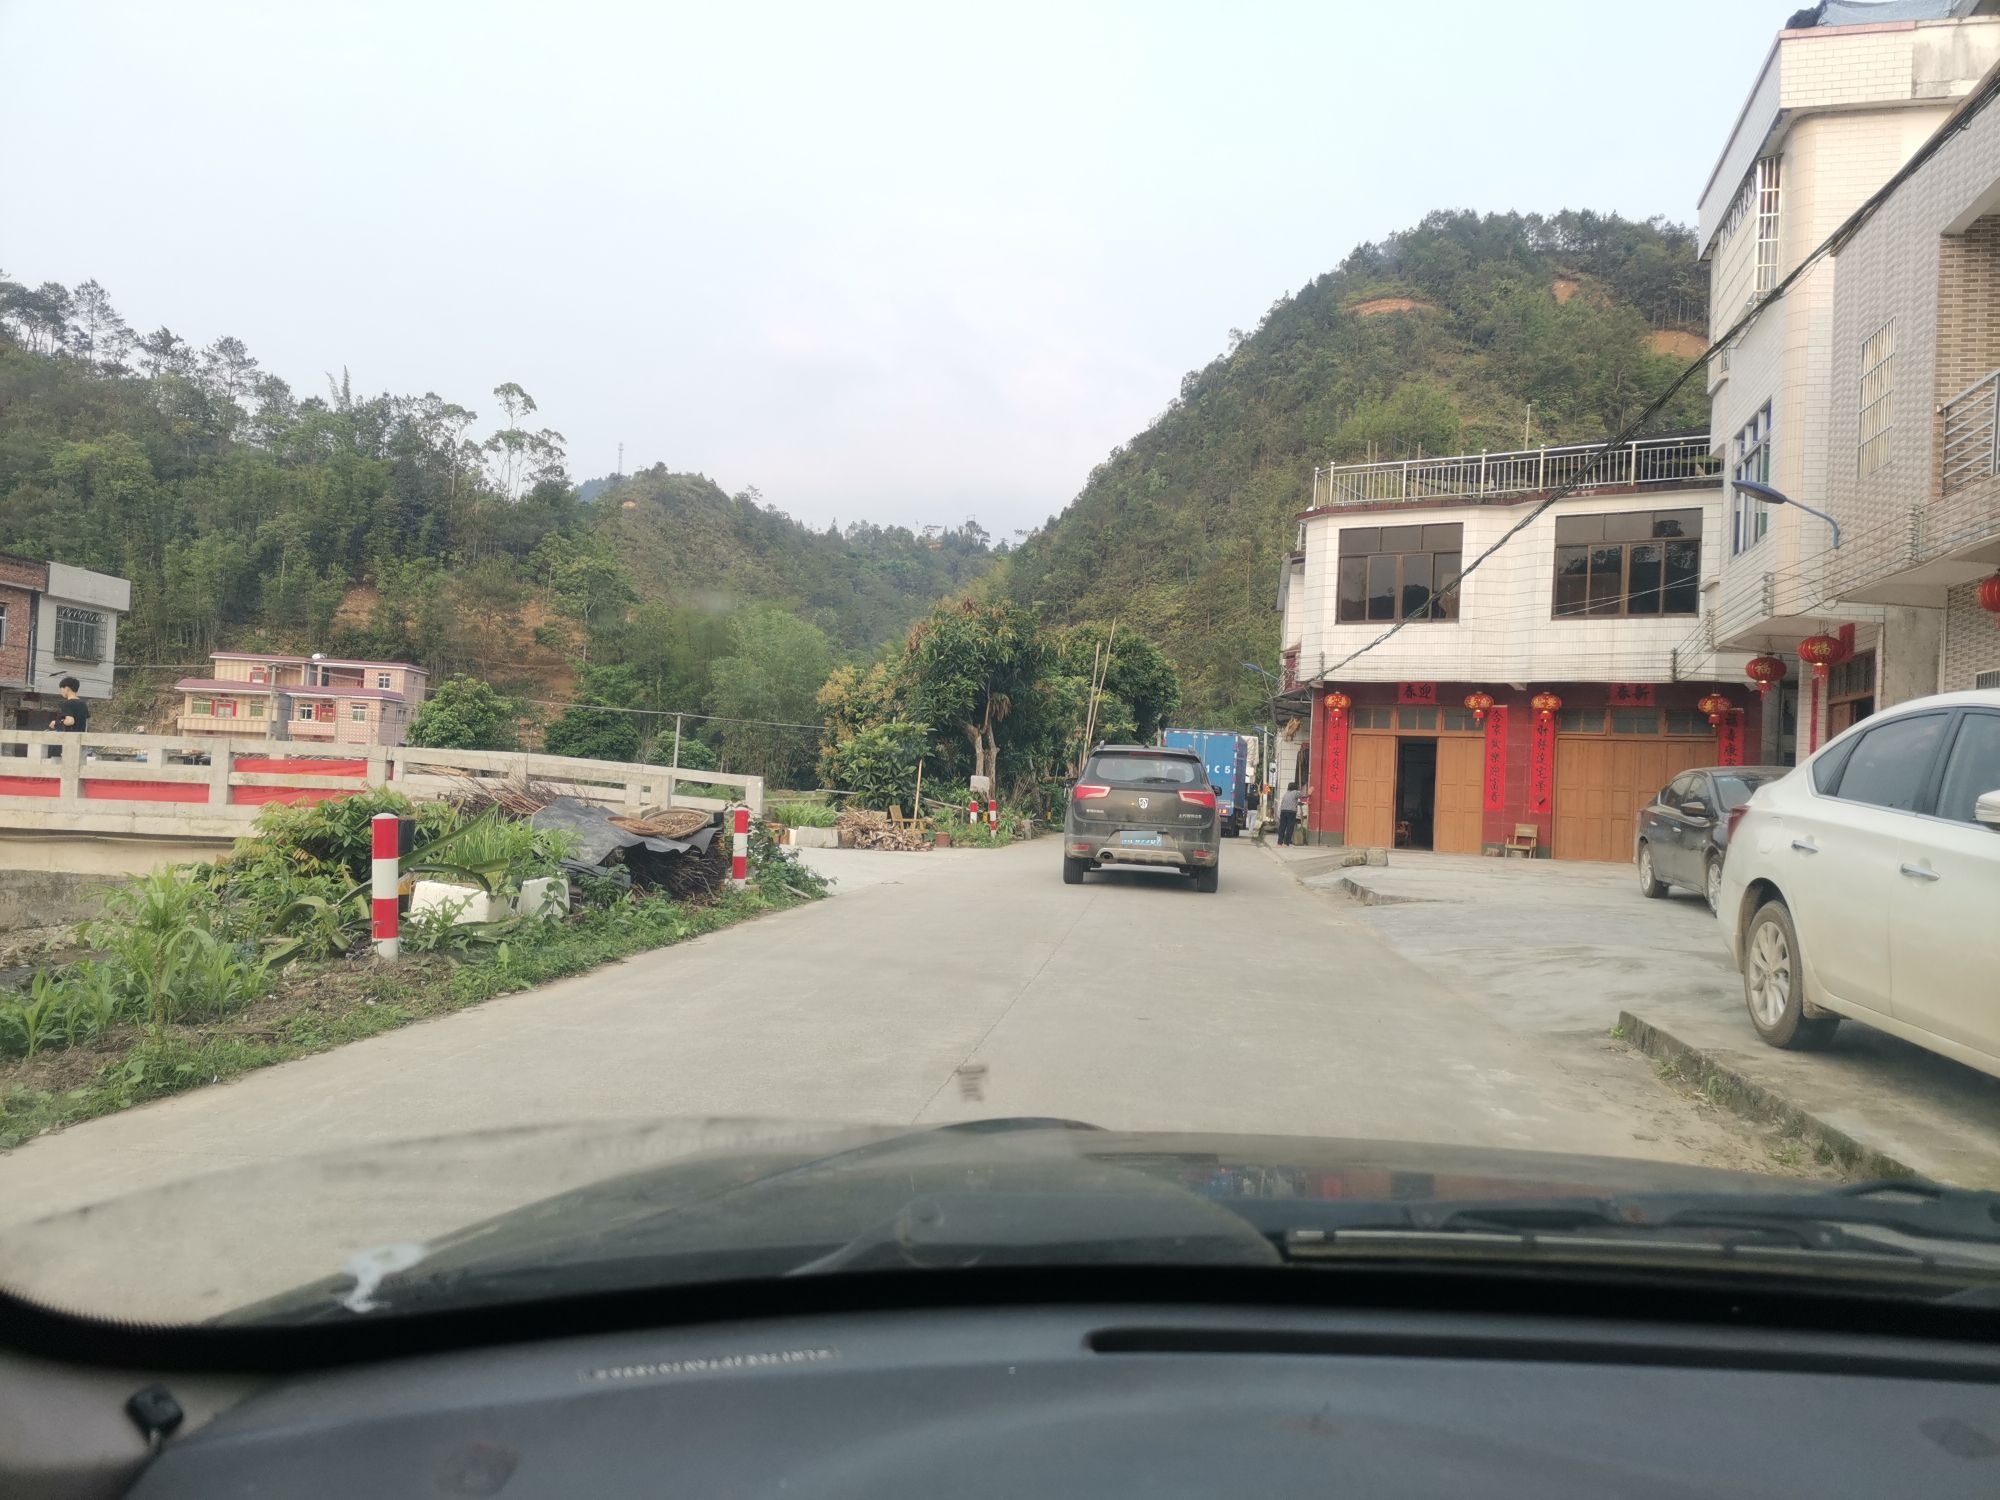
[1482,704,1509,812]
[1396,682,1438,705]
[1321,702,1349,807]
[1717,713,1743,766]
[1608,683,1656,706]
[1528,711,1555,814]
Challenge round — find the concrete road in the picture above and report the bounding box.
[0,838,1774,1320]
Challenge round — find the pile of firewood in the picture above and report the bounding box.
[836,807,931,852]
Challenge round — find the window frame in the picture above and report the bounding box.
[1550,509,1702,620]
[1753,156,1782,294]
[350,702,369,724]
[376,671,393,690]
[54,605,105,664]
[1857,319,1895,477]
[0,601,8,647]
[1336,523,1464,625]
[1732,402,1773,555]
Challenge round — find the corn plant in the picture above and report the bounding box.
[1,972,67,1059]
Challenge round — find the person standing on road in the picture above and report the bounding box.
[1277,781,1301,846]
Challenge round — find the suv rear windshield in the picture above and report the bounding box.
[1084,753,1201,785]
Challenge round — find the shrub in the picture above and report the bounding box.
[769,800,837,828]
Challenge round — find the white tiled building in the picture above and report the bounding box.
[1698,1,2000,758]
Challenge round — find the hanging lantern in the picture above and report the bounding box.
[1697,692,1733,728]
[1977,573,2000,618]
[1325,690,1352,720]
[1744,654,1787,697]
[1463,690,1495,726]
[1797,633,1843,681]
[1530,691,1562,724]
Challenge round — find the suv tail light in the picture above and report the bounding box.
[1179,788,1218,809]
[1073,783,1111,801]
[1726,805,1748,842]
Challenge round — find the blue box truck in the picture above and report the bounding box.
[1162,729,1251,837]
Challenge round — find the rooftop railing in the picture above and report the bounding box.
[1310,434,1719,508]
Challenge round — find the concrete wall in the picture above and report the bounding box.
[37,562,129,701]
[1293,486,1734,689]
[0,867,125,930]
[1942,578,2000,691]
[0,582,34,690]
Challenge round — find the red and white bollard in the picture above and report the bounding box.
[731,805,750,890]
[371,812,401,961]
[967,797,979,825]
[986,798,997,832]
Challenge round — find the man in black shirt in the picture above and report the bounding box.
[48,676,89,734]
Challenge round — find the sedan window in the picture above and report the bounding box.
[1934,712,2000,826]
[1826,713,1949,811]
[1712,772,1778,810]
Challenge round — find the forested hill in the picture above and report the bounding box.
[0,275,997,687]
[997,210,1712,719]
[597,470,996,653]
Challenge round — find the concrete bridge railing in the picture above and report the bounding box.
[0,731,764,848]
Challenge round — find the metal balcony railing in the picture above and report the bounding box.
[1310,434,1719,508]
[1941,369,2000,496]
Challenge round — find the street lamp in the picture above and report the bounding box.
[1732,479,1841,548]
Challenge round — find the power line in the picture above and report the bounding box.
[1319,64,2000,680]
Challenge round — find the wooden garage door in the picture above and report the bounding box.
[1435,736,1485,854]
[1552,737,1716,862]
[1345,732,1396,848]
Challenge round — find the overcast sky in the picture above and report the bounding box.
[2,1,1781,538]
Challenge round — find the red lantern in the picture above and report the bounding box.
[1744,654,1787,697]
[1463,690,1495,726]
[1530,691,1562,723]
[1325,690,1351,720]
[1797,633,1843,681]
[1976,573,2000,618]
[1697,692,1733,728]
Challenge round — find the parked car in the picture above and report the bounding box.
[1063,743,1221,891]
[1717,689,2000,1073]
[1634,765,1788,911]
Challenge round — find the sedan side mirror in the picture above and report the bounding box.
[1977,790,2000,832]
[1680,799,1711,822]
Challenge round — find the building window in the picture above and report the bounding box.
[296,702,315,722]
[213,698,236,718]
[54,605,104,663]
[249,665,268,684]
[350,702,368,723]
[376,671,392,690]
[1664,709,1709,736]
[192,697,212,717]
[1401,706,1438,730]
[1559,708,1604,733]
[1440,707,1479,732]
[1552,509,1701,618]
[248,698,265,718]
[1349,706,1393,730]
[1857,320,1895,477]
[1732,403,1773,555]
[0,602,7,645]
[1611,709,1660,734]
[1753,156,1781,294]
[1336,523,1463,623]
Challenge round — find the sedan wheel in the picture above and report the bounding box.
[1704,857,1723,915]
[1636,844,1666,899]
[1741,900,1839,1050]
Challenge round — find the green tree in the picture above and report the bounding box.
[820,719,930,811]
[407,674,516,749]
[541,663,642,762]
[902,600,1042,786]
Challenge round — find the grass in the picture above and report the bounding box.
[768,801,838,829]
[0,868,825,1151]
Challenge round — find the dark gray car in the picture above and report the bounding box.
[1634,765,1787,912]
[1063,744,1221,891]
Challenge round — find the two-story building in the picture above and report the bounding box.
[1818,51,2000,715]
[173,652,431,747]
[1698,1,2000,758]
[1278,435,1754,861]
[0,551,133,731]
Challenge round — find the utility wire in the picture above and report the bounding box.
[1321,62,2000,680]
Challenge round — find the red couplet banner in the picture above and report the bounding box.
[1322,706,1349,806]
[1396,682,1438,705]
[1608,683,1656,707]
[1482,705,1509,812]
[1528,713,1555,815]
[1717,714,1744,766]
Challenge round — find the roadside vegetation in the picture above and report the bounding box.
[0,794,826,1149]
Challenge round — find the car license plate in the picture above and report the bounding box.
[1120,832,1162,847]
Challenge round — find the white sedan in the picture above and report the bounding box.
[1717,689,2000,1074]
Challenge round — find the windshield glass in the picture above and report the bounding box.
[1084,754,1200,785]
[4,2,1999,1335]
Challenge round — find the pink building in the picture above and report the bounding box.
[174,652,431,747]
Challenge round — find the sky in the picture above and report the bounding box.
[1,0,1783,540]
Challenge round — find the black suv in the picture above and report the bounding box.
[1062,744,1221,891]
